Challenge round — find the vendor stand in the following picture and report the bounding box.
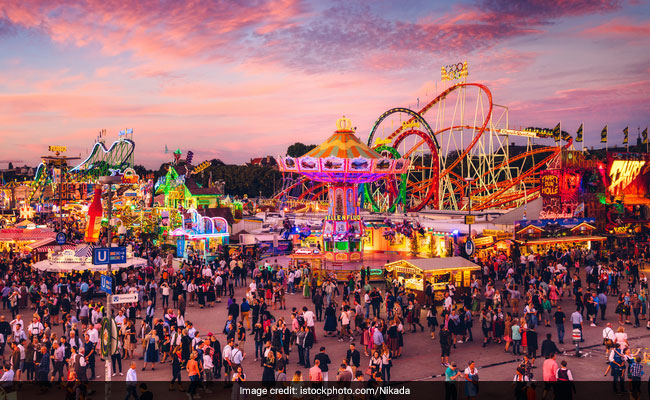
[168,207,229,261]
[288,248,327,285]
[385,257,481,303]
[514,218,606,254]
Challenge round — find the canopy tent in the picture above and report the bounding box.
[32,257,148,273]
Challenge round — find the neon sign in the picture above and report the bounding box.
[441,61,468,81]
[540,172,560,197]
[48,146,67,153]
[609,160,645,195]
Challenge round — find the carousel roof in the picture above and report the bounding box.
[304,120,381,160]
[277,117,409,184]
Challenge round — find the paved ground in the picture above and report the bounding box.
[3,262,649,382]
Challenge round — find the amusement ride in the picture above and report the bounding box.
[274,63,571,213]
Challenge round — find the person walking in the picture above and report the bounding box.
[439,325,452,367]
[628,356,644,400]
[555,360,575,400]
[553,306,566,344]
[125,362,139,400]
[186,351,201,400]
[444,362,461,400]
[314,347,332,381]
[511,318,522,355]
[542,352,559,400]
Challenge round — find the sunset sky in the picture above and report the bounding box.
[0,0,648,168]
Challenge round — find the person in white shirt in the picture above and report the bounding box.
[443,293,453,314]
[115,310,126,327]
[203,349,214,382]
[125,362,138,399]
[222,340,233,381]
[87,325,99,346]
[288,271,295,294]
[27,318,44,339]
[0,364,14,391]
[614,326,628,350]
[303,308,315,328]
[187,281,197,306]
[602,322,616,360]
[9,315,23,335]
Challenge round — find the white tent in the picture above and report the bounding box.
[32,257,148,273]
[491,197,543,226]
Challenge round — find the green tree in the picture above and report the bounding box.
[286,143,317,157]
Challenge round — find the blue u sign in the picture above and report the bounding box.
[93,248,109,265]
[93,247,127,265]
[100,275,113,294]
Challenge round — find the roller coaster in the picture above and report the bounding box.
[275,81,570,212]
[21,137,136,204]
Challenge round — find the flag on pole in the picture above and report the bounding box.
[561,130,571,141]
[552,123,561,142]
[623,126,629,144]
[643,127,648,144]
[575,123,583,142]
[600,125,608,143]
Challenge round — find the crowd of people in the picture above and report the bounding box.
[0,218,649,399]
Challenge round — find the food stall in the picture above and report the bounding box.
[385,257,482,303]
[288,247,327,285]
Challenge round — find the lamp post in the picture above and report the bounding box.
[465,177,474,238]
[98,175,121,382]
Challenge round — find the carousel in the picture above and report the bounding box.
[278,116,408,279]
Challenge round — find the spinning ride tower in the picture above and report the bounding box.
[278,117,408,262]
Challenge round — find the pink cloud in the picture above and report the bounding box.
[1,0,307,63]
[582,18,650,38]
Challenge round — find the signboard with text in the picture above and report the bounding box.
[93,247,127,265]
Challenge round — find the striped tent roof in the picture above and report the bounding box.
[74,245,94,258]
[303,132,381,159]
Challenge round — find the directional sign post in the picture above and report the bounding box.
[56,232,67,245]
[111,293,138,304]
[93,246,127,265]
[100,275,113,295]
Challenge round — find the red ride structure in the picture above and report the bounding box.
[276,82,568,213]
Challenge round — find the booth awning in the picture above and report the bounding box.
[387,257,481,272]
[32,257,148,273]
[25,238,77,253]
[517,235,607,245]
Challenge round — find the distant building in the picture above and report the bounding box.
[248,156,277,168]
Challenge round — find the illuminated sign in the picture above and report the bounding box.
[611,224,633,235]
[609,160,645,195]
[474,236,494,246]
[401,121,420,130]
[48,146,67,153]
[373,137,392,147]
[540,172,560,197]
[193,160,212,174]
[326,215,362,221]
[441,61,468,81]
[464,215,475,225]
